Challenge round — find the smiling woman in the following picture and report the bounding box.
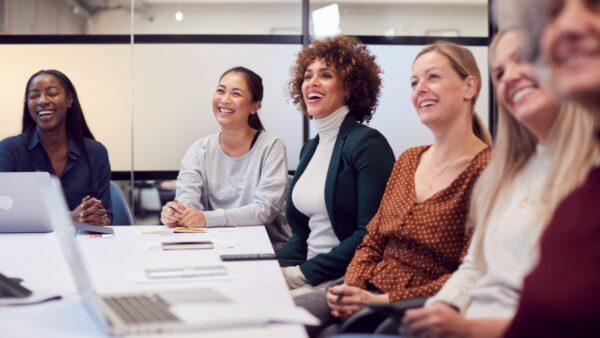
[160,66,290,250]
[0,69,113,226]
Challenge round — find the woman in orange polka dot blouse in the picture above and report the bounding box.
[318,42,493,331]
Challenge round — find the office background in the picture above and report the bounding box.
[0,0,492,219]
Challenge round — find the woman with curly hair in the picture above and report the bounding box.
[276,35,395,295]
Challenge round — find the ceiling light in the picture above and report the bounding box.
[175,9,183,22]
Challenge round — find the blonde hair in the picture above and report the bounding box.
[415,42,492,145]
[469,30,600,269]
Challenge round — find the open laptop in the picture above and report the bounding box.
[0,172,54,233]
[42,176,266,336]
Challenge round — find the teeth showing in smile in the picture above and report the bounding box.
[219,108,234,114]
[511,87,534,105]
[308,92,324,100]
[38,110,54,117]
[419,100,436,108]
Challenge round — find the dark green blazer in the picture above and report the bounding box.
[277,114,395,285]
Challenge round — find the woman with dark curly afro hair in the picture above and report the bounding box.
[276,36,395,297]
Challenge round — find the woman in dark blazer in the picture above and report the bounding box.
[277,35,395,292]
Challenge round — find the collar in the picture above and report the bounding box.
[28,128,82,159]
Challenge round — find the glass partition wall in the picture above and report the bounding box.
[0,0,492,224]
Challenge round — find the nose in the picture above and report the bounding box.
[502,63,521,84]
[220,92,232,103]
[413,79,427,94]
[37,93,49,106]
[305,74,319,87]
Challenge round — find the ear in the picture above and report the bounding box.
[463,75,478,102]
[252,101,261,114]
[67,93,74,109]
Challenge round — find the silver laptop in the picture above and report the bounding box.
[42,177,265,336]
[0,172,54,233]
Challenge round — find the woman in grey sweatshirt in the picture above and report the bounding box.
[160,66,290,249]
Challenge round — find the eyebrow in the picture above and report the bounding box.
[411,67,443,80]
[217,84,244,92]
[28,85,60,92]
[305,67,333,73]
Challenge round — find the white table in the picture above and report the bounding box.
[0,226,307,338]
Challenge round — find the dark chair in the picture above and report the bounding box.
[110,181,134,225]
[337,297,429,335]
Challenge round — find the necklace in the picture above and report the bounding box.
[428,140,477,191]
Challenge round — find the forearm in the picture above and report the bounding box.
[465,318,510,338]
[203,201,278,227]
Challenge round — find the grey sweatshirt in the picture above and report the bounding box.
[175,131,290,249]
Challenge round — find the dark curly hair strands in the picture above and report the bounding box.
[288,35,383,124]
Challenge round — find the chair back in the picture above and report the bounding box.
[110,181,134,225]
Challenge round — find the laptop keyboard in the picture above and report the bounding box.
[103,294,179,324]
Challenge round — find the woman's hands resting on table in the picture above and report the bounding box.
[160,201,206,228]
[71,195,111,226]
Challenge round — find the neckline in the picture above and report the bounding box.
[412,145,489,204]
[216,131,260,160]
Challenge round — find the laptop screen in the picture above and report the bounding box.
[0,172,54,233]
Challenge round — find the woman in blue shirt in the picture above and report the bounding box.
[0,69,112,225]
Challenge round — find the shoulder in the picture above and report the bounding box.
[0,134,27,151]
[398,146,429,160]
[187,134,218,153]
[343,123,391,152]
[83,137,108,156]
[471,146,492,170]
[257,131,285,148]
[255,131,286,154]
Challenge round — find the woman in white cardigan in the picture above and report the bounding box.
[400,29,600,338]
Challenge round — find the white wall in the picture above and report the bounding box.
[0,44,132,170]
[367,45,489,157]
[132,43,303,171]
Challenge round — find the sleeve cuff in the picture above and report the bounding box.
[202,209,225,227]
[426,291,470,313]
[285,266,307,289]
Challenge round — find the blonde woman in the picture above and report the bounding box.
[504,0,600,336]
[400,29,599,338]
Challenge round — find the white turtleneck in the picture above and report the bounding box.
[293,106,349,263]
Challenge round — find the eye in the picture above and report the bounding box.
[546,0,565,18]
[321,71,333,79]
[232,92,242,97]
[28,92,40,100]
[303,73,312,80]
[494,70,504,82]
[428,73,440,81]
[410,81,417,89]
[215,88,224,94]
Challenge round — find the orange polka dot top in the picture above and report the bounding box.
[344,145,492,302]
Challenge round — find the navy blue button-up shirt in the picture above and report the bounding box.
[0,130,113,221]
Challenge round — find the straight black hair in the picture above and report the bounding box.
[220,66,265,131]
